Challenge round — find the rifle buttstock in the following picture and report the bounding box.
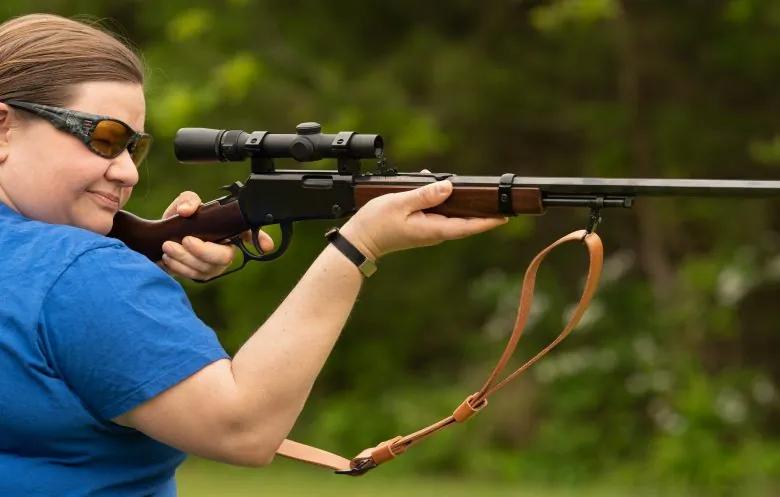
[108,199,249,262]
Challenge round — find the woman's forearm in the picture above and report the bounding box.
[227,239,366,458]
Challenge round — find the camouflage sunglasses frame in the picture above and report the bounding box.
[2,99,153,166]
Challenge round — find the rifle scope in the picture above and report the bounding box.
[174,122,384,163]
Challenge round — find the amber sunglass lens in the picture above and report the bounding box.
[131,135,153,165]
[91,120,132,157]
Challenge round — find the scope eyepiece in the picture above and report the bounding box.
[173,128,228,163]
[174,122,383,164]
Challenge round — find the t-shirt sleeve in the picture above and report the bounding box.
[38,242,231,421]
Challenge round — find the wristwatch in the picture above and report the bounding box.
[325,227,377,278]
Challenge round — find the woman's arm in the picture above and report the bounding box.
[112,180,507,466]
[113,236,363,466]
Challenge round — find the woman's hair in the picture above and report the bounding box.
[0,13,145,107]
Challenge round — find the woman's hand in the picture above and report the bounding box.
[156,191,274,281]
[339,174,508,261]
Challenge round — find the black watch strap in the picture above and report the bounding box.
[325,228,377,278]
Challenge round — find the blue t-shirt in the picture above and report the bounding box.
[0,202,231,496]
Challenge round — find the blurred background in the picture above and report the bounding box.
[5,0,780,495]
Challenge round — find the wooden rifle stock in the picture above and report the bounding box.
[107,183,544,264]
[108,199,248,262]
[354,185,545,217]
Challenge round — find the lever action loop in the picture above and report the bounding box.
[273,229,604,476]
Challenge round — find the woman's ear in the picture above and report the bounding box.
[0,103,11,164]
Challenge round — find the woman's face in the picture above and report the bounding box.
[0,81,145,234]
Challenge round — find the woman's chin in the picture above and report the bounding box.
[74,212,115,236]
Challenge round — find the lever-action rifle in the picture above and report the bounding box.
[107,122,780,476]
[109,121,780,278]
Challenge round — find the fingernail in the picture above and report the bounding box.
[438,182,448,194]
[180,201,192,210]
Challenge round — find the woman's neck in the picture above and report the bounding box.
[0,185,19,213]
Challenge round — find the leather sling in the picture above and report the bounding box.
[274,228,604,475]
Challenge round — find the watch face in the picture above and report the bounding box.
[359,259,378,277]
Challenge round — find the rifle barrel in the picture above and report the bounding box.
[352,173,780,198]
[514,177,780,197]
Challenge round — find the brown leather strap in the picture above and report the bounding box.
[275,229,604,475]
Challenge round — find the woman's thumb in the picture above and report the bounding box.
[400,180,453,212]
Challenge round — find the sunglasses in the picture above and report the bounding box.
[3,100,153,166]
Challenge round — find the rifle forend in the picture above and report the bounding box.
[107,122,780,282]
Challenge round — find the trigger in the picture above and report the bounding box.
[251,228,266,255]
[226,234,247,251]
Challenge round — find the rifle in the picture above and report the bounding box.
[107,122,780,476]
[108,122,780,277]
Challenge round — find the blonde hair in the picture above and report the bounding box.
[0,13,145,107]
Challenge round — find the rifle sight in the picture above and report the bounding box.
[174,122,384,165]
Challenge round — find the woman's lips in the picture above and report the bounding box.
[89,191,120,209]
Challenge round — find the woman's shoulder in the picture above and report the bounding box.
[0,209,157,285]
[0,210,171,338]
[8,216,125,259]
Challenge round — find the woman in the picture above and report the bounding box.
[0,13,506,496]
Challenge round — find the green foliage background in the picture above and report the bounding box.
[5,0,780,493]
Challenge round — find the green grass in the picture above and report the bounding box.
[174,458,696,497]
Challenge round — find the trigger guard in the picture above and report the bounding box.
[192,224,295,283]
[228,235,260,265]
[191,235,251,283]
[254,222,294,262]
